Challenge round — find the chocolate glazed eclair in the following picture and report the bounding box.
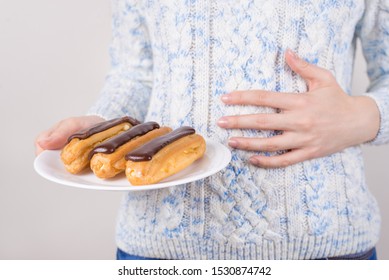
[89,122,172,179]
[61,116,140,174]
[125,126,206,185]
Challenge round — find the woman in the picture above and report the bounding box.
[36,0,388,259]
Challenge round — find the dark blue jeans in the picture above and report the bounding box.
[319,247,377,260]
[116,248,159,260]
[116,247,377,260]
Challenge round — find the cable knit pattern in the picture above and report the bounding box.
[87,0,388,259]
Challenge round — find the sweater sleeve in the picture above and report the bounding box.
[87,0,153,122]
[357,0,389,145]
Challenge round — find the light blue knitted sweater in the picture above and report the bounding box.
[88,0,389,259]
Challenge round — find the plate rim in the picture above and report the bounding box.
[34,139,231,191]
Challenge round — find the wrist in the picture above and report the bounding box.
[352,95,380,144]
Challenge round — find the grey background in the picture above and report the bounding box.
[0,1,388,259]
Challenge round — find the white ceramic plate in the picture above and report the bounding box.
[34,140,231,191]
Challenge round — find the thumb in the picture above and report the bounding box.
[35,118,83,152]
[35,130,68,156]
[285,49,334,90]
[35,115,105,155]
[36,130,70,151]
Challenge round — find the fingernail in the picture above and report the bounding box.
[228,139,238,148]
[38,136,51,145]
[217,117,229,127]
[249,157,260,165]
[286,48,299,60]
[221,94,231,103]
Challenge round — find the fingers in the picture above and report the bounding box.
[35,128,59,154]
[35,142,45,156]
[221,89,302,110]
[228,133,300,152]
[35,115,104,155]
[220,50,336,110]
[285,49,335,90]
[249,149,308,168]
[227,134,312,168]
[227,132,317,168]
[35,122,74,155]
[217,113,295,131]
[36,130,70,151]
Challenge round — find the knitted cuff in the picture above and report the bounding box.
[362,92,389,145]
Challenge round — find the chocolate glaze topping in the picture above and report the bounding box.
[125,126,195,162]
[67,116,140,143]
[88,122,160,159]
